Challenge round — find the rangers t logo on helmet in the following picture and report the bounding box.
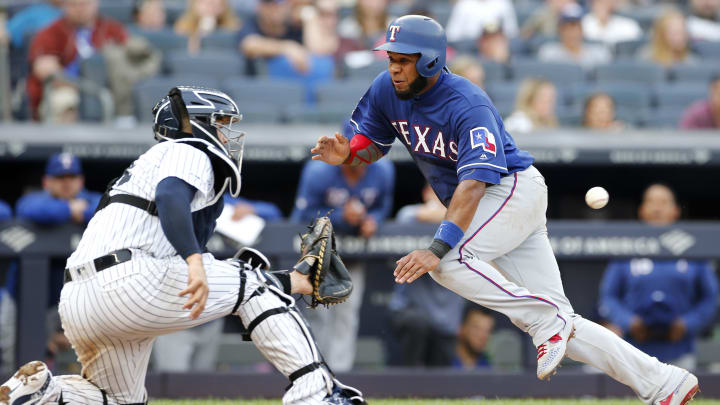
[389,25,401,41]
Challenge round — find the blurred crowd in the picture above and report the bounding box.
[0,0,718,129]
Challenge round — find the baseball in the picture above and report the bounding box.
[585,186,609,209]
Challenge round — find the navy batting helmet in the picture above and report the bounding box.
[374,15,447,77]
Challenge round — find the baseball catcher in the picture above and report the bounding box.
[1,87,365,405]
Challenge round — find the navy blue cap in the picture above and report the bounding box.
[45,153,82,176]
[560,3,584,23]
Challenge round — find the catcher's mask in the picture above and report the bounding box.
[152,86,246,172]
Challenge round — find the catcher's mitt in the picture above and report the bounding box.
[294,215,353,308]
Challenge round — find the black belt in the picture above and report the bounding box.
[64,249,133,283]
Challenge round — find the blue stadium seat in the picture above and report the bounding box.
[485,82,520,106]
[594,61,666,85]
[133,75,221,122]
[653,84,707,109]
[80,54,107,86]
[572,83,652,113]
[100,1,133,24]
[429,2,453,26]
[345,59,388,79]
[222,77,305,118]
[670,64,720,84]
[285,103,350,124]
[510,60,586,86]
[132,29,188,53]
[693,41,720,59]
[165,51,244,80]
[201,31,239,51]
[614,38,648,59]
[644,107,684,129]
[315,80,368,108]
[482,61,508,83]
[448,39,477,54]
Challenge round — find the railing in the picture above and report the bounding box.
[2,220,719,369]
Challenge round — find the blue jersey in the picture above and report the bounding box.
[291,159,395,234]
[349,70,533,206]
[599,259,718,362]
[16,189,102,225]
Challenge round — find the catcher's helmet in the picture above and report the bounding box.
[374,15,447,77]
[152,86,245,168]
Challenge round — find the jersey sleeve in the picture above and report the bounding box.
[156,143,215,201]
[347,78,396,154]
[455,105,509,185]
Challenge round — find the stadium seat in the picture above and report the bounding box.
[285,102,350,124]
[80,54,107,87]
[215,335,266,370]
[345,59,389,80]
[670,64,720,84]
[132,29,188,54]
[693,41,720,59]
[482,60,508,84]
[165,51,244,80]
[100,1,134,25]
[315,80,368,108]
[488,329,523,372]
[594,61,666,86]
[485,81,520,106]
[653,84,707,109]
[448,39,477,54]
[353,337,386,369]
[429,2,453,26]
[201,31,239,51]
[133,75,221,122]
[510,60,586,86]
[644,106,684,128]
[572,83,652,113]
[222,77,305,105]
[614,38,648,59]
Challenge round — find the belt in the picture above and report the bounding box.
[64,249,132,283]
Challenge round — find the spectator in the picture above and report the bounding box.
[338,0,391,49]
[445,0,519,42]
[687,0,720,42]
[396,183,447,224]
[639,9,697,67]
[538,3,612,69]
[583,92,625,130]
[521,0,576,40]
[40,82,80,123]
[26,0,128,120]
[302,0,340,58]
[175,0,240,53]
[103,35,161,126]
[504,78,558,133]
[132,0,167,31]
[389,184,465,367]
[449,56,486,88]
[291,145,395,372]
[5,0,63,49]
[581,0,642,46]
[680,74,720,129]
[476,21,511,65]
[453,304,495,370]
[16,153,101,226]
[0,200,10,222]
[599,184,718,369]
[239,0,335,97]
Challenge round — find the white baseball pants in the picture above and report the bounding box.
[52,252,332,405]
[430,165,679,404]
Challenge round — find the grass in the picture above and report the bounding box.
[149,400,720,405]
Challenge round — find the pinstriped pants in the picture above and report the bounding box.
[429,166,678,404]
[57,252,329,405]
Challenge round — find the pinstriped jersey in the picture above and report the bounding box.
[66,141,217,267]
[348,70,534,206]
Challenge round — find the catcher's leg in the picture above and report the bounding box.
[235,268,365,405]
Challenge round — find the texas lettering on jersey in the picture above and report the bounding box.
[390,121,459,161]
